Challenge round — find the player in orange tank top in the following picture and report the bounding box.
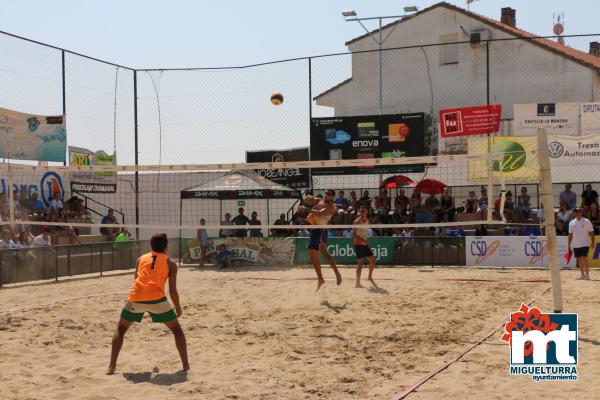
[107,233,190,375]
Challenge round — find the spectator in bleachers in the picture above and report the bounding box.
[349,191,359,209]
[394,188,409,215]
[494,191,515,222]
[409,190,422,222]
[51,209,81,245]
[515,187,531,222]
[477,187,488,219]
[0,230,17,249]
[587,203,600,225]
[16,230,34,248]
[424,192,440,217]
[438,187,455,222]
[556,219,569,236]
[219,212,234,238]
[559,183,577,210]
[101,208,118,239]
[334,190,349,209]
[475,224,488,236]
[233,207,250,237]
[32,229,52,246]
[375,189,391,212]
[30,192,45,214]
[557,201,573,225]
[49,192,63,215]
[359,190,373,210]
[249,211,262,237]
[18,189,31,211]
[463,191,477,214]
[581,184,599,208]
[272,213,289,237]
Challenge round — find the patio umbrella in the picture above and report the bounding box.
[379,175,414,189]
[415,178,447,194]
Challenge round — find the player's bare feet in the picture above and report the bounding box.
[335,272,342,285]
[182,363,191,371]
[355,282,364,288]
[106,366,116,375]
[316,279,326,291]
[368,277,377,287]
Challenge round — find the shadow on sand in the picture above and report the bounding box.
[123,370,188,386]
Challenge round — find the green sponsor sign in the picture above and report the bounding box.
[294,237,396,265]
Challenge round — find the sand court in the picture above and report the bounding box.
[1,266,599,400]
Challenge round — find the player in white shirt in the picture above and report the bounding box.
[568,207,595,280]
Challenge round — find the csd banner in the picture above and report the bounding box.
[185,237,295,265]
[466,236,574,268]
[468,137,539,183]
[546,135,600,166]
[0,107,66,162]
[513,103,580,136]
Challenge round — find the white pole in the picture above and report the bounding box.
[537,128,563,312]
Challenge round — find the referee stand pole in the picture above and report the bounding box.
[537,128,564,313]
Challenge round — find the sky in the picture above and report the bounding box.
[1,0,599,166]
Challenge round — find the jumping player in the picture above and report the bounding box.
[305,189,342,290]
[352,206,376,288]
[107,233,190,375]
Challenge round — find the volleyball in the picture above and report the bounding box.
[270,92,284,105]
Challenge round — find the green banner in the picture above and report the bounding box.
[294,237,396,265]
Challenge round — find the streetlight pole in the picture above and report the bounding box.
[343,8,417,115]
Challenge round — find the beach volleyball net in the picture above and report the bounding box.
[0,152,517,240]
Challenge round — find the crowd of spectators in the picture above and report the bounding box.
[213,183,598,238]
[0,189,96,250]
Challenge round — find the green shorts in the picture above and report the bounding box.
[120,297,177,323]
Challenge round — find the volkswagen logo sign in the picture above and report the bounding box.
[547,141,564,158]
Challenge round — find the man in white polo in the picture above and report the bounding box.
[568,207,595,280]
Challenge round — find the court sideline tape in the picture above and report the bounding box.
[390,285,553,400]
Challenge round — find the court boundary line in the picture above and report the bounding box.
[390,285,553,400]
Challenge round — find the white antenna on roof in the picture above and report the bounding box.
[466,0,479,11]
[553,12,565,45]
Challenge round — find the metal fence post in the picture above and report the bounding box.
[90,244,94,273]
[67,246,71,276]
[54,248,58,282]
[0,251,3,287]
[100,245,103,276]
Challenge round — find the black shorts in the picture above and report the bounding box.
[308,229,327,250]
[354,244,373,259]
[573,247,590,258]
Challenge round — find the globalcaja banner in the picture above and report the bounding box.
[439,104,502,138]
[294,237,395,265]
[468,136,539,183]
[310,113,425,175]
[546,135,600,166]
[513,103,580,136]
[185,237,296,265]
[68,146,117,193]
[581,102,600,135]
[0,107,66,162]
[245,147,310,189]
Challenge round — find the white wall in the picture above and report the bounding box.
[316,6,600,154]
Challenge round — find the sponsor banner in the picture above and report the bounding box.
[513,103,579,136]
[546,135,600,166]
[70,181,117,194]
[69,146,116,179]
[581,102,600,135]
[246,147,310,188]
[439,104,502,138]
[468,136,539,183]
[294,237,395,264]
[465,236,600,268]
[185,237,295,265]
[0,107,66,162]
[310,113,425,175]
[181,189,299,200]
[1,170,66,208]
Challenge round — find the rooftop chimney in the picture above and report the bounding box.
[501,7,516,28]
[590,41,600,57]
